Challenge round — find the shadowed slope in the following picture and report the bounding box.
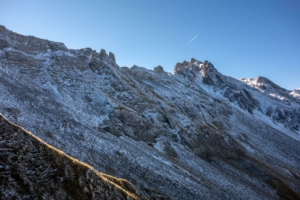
[0,114,146,200]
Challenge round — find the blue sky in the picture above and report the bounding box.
[1,0,299,89]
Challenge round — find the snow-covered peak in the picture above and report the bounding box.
[240,76,300,104]
[290,88,300,99]
[240,76,285,92]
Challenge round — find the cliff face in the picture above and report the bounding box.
[0,114,146,200]
[0,25,300,199]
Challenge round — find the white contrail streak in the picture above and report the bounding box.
[188,35,198,43]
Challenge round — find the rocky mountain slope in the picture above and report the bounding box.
[0,25,300,199]
[0,114,146,200]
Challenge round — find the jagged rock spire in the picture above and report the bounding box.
[99,48,107,58]
[109,52,116,62]
[154,65,164,73]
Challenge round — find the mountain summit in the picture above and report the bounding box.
[0,25,299,199]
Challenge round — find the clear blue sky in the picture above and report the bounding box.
[1,0,299,90]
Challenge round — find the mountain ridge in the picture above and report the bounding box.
[1,25,300,199]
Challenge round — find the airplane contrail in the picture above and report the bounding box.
[188,35,198,43]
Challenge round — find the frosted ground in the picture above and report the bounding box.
[0,25,299,199]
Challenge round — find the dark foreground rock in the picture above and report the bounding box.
[0,114,146,200]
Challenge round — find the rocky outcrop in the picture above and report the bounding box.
[173,58,263,114]
[153,65,164,73]
[1,25,300,199]
[199,61,222,86]
[223,88,262,114]
[0,38,9,49]
[100,48,107,58]
[265,106,300,131]
[109,52,116,62]
[0,114,146,200]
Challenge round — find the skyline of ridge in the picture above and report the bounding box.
[0,0,299,90]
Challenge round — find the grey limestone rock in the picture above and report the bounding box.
[153,65,164,73]
[99,48,107,58]
[109,51,116,62]
[1,25,300,200]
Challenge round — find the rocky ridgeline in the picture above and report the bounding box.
[175,58,300,130]
[0,25,300,199]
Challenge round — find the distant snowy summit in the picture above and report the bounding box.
[290,88,300,99]
[241,76,300,101]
